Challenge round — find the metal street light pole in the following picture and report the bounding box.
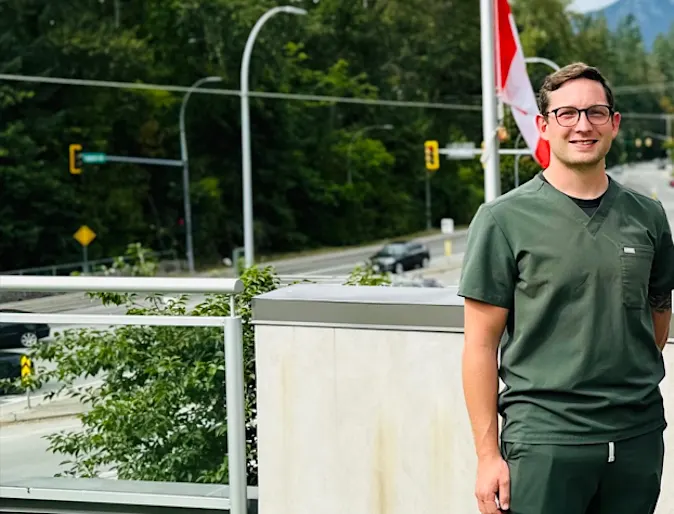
[480,0,500,203]
[346,124,394,184]
[180,76,222,274]
[240,6,307,269]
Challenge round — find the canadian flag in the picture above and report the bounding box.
[495,0,550,168]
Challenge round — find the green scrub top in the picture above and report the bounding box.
[458,173,674,445]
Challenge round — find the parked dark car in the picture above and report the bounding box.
[0,309,50,348]
[0,350,23,394]
[370,241,431,274]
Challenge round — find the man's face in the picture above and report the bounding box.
[536,78,621,170]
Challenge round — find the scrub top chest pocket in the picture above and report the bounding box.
[620,244,654,310]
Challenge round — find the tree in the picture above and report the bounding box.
[1,0,671,271]
[18,254,391,484]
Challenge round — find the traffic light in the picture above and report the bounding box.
[424,140,440,171]
[69,143,83,175]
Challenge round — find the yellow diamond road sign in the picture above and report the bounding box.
[74,225,96,247]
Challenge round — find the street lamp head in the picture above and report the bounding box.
[382,124,394,130]
[281,6,308,15]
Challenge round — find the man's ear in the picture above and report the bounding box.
[611,111,621,139]
[536,114,550,141]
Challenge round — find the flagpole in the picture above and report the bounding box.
[480,0,501,203]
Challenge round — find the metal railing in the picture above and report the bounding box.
[0,275,248,514]
[2,250,179,276]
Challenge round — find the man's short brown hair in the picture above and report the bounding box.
[537,62,615,115]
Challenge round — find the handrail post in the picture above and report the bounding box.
[225,294,247,514]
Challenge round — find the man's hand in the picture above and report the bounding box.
[475,453,510,514]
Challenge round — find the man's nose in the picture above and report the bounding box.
[575,111,594,131]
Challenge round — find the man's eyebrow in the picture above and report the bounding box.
[546,104,608,111]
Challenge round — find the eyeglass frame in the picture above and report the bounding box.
[543,104,615,127]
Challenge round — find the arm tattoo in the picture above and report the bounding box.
[649,290,673,312]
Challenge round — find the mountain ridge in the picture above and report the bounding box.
[588,0,674,50]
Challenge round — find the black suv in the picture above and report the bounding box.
[370,241,431,274]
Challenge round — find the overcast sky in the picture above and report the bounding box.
[568,0,620,12]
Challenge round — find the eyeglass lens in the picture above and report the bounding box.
[555,105,611,126]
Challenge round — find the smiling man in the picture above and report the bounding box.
[459,63,674,514]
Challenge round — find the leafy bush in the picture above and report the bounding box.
[23,262,390,483]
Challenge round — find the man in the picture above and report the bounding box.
[458,62,674,514]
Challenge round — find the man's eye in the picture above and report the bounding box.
[558,109,577,118]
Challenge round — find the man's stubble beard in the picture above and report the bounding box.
[553,141,612,173]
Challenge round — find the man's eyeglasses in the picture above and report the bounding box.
[544,105,613,127]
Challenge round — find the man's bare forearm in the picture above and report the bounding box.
[462,344,501,459]
[649,290,672,351]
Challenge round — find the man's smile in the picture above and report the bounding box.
[569,139,598,149]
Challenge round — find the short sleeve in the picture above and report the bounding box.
[458,204,517,309]
[649,202,674,294]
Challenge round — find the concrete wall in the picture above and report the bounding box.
[253,285,674,514]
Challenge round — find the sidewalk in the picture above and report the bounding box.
[424,252,464,284]
[401,252,464,286]
[0,394,90,426]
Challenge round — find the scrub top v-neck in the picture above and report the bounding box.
[539,172,606,218]
[538,172,618,237]
[458,172,674,446]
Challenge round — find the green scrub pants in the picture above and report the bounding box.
[501,429,665,514]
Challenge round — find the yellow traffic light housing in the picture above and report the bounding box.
[69,144,82,174]
[424,140,440,171]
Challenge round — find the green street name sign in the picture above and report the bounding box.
[81,152,107,164]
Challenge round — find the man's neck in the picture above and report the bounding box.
[542,163,609,200]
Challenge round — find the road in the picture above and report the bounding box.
[264,233,467,276]
[0,417,82,482]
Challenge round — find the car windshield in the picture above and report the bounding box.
[377,243,406,256]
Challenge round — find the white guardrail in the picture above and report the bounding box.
[0,275,249,514]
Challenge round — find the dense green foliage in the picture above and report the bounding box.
[1,0,673,271]
[17,252,390,484]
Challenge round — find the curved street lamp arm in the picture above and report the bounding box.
[240,6,307,96]
[524,56,561,72]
